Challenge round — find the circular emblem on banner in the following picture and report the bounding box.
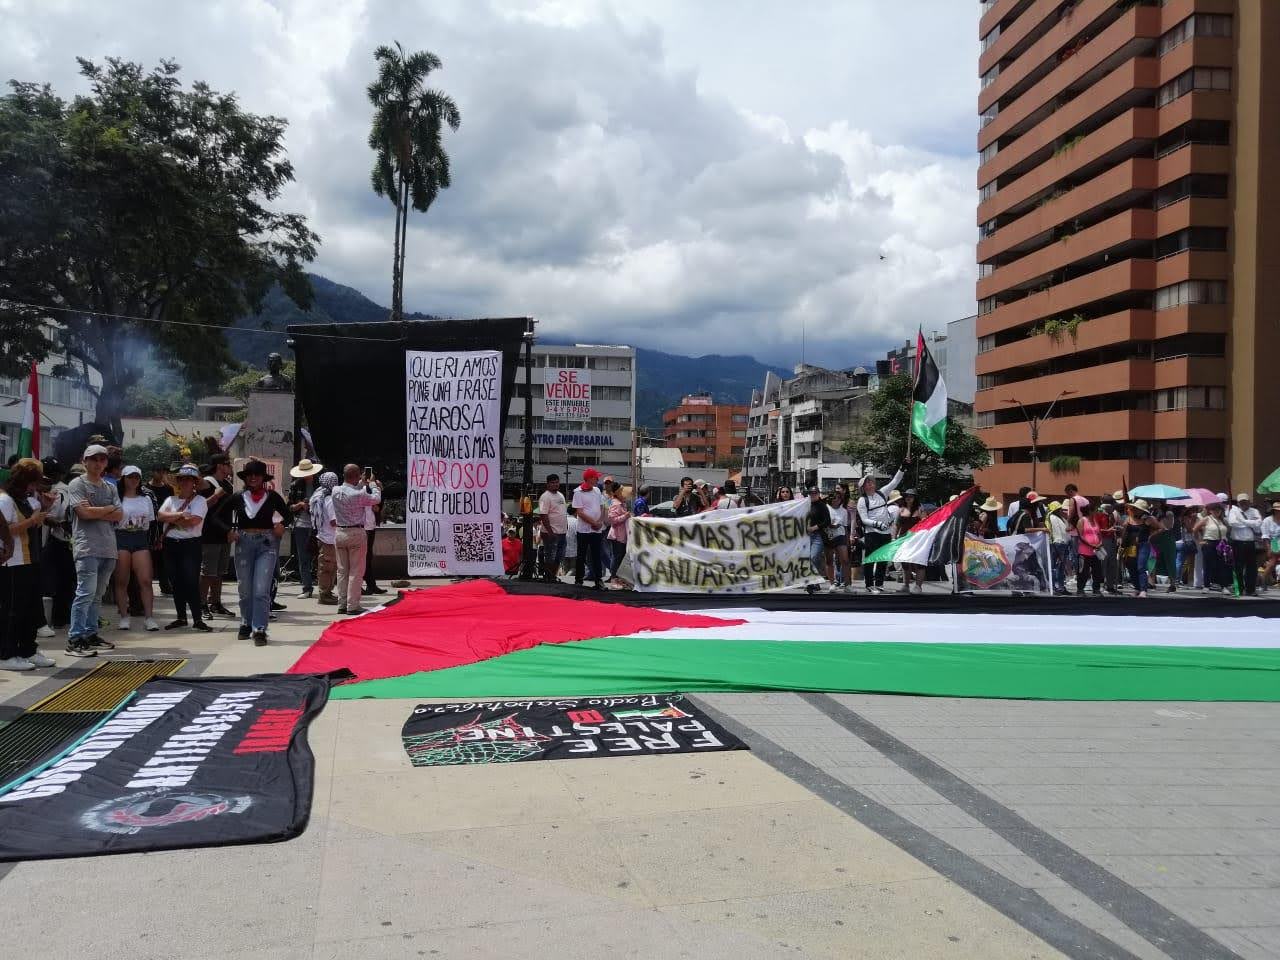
[81,790,253,835]
[961,539,1011,589]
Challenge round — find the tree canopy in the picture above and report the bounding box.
[0,57,319,436]
[841,374,991,503]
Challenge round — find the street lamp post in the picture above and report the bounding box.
[520,318,537,580]
[1003,390,1076,491]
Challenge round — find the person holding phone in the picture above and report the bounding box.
[330,463,382,615]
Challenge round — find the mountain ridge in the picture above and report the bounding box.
[229,274,789,427]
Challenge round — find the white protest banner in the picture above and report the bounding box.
[405,350,503,577]
[958,532,1052,595]
[630,499,822,594]
[544,366,590,421]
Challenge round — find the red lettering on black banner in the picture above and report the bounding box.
[233,708,305,755]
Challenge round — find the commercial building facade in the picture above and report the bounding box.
[502,343,636,492]
[0,352,99,460]
[974,0,1280,499]
[662,394,748,469]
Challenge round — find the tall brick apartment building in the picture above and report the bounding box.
[662,394,749,470]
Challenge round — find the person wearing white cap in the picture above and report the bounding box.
[111,465,158,631]
[1226,493,1262,596]
[65,444,124,657]
[157,464,210,631]
[287,459,323,599]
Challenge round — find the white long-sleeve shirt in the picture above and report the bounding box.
[1226,505,1262,541]
[856,467,905,535]
[1261,515,1280,545]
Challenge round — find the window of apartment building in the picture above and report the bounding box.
[1153,279,1228,310]
[979,219,998,239]
[591,385,631,402]
[1154,227,1227,259]
[977,334,997,354]
[978,296,998,316]
[977,373,997,391]
[975,411,996,428]
[1155,119,1230,159]
[1153,386,1226,412]
[1153,333,1226,360]
[1154,174,1228,210]
[979,181,997,202]
[1156,68,1230,108]
[980,104,999,129]
[732,414,748,423]
[980,63,1000,90]
[978,262,995,279]
[586,356,632,371]
[1154,438,1225,463]
[980,22,1001,54]
[1158,14,1232,57]
[542,354,587,369]
[979,141,999,165]
[731,430,746,438]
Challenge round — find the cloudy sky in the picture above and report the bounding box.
[2,0,978,367]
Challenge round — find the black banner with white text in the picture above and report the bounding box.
[401,694,746,765]
[0,674,329,861]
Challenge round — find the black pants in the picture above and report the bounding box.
[165,537,203,622]
[575,532,603,585]
[863,532,891,588]
[1231,539,1258,595]
[1201,541,1228,589]
[152,542,170,593]
[363,529,378,589]
[40,537,75,627]
[1076,553,1103,594]
[0,565,40,660]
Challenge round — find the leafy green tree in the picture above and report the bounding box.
[122,385,194,419]
[367,43,460,321]
[219,360,296,403]
[841,374,991,503]
[0,58,319,436]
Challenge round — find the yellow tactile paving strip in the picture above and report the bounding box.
[27,659,187,713]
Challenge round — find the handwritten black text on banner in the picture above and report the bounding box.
[406,350,503,576]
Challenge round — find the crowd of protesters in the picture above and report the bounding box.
[0,442,388,672]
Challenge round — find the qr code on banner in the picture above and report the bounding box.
[452,522,496,563]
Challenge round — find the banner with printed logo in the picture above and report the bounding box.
[629,499,823,593]
[405,349,504,577]
[0,674,329,861]
[543,366,591,421]
[401,693,745,766]
[958,532,1053,595]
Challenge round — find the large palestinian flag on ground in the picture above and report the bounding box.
[288,581,1280,703]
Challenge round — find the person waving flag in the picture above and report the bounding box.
[17,361,38,458]
[911,330,947,455]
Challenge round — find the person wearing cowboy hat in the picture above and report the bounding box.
[1226,492,1263,596]
[287,459,323,599]
[157,464,211,631]
[1122,499,1161,598]
[1260,501,1280,593]
[225,459,291,645]
[976,494,1002,539]
[1046,501,1071,595]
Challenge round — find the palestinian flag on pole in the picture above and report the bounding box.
[17,362,38,458]
[911,330,947,455]
[288,580,1280,703]
[863,486,980,566]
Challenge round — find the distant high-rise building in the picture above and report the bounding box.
[974,0,1279,498]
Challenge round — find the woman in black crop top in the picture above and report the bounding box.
[226,460,289,645]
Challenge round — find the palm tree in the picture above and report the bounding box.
[367,43,461,321]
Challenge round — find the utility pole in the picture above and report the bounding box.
[1003,389,1075,491]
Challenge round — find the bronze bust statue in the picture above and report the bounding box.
[255,352,293,391]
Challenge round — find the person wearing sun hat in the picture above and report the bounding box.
[157,464,211,631]
[1122,499,1162,597]
[287,458,323,599]
[225,460,291,644]
[1226,492,1263,596]
[976,494,1001,539]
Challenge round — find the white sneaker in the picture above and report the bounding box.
[27,652,55,668]
[36,625,55,638]
[144,618,160,632]
[0,656,34,672]
[118,617,131,630]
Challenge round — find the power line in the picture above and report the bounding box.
[0,297,426,344]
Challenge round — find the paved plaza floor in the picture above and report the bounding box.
[0,581,1275,959]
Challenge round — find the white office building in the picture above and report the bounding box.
[503,343,636,490]
[0,349,100,460]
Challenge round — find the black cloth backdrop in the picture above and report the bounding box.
[289,318,528,487]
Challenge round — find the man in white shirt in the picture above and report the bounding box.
[1227,493,1263,596]
[855,458,908,593]
[538,474,568,581]
[330,464,382,614]
[571,468,605,589]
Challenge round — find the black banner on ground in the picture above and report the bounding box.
[401,694,747,766]
[0,674,329,862]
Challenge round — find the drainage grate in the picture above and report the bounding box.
[0,712,108,781]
